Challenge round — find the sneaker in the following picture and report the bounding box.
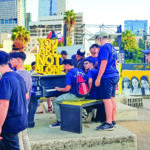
[96,122,114,131]
[83,111,94,123]
[49,121,61,128]
[82,109,88,119]
[112,121,117,127]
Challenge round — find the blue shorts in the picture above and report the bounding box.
[0,133,20,150]
[98,76,119,99]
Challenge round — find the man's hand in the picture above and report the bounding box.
[26,93,29,100]
[95,78,101,87]
[55,87,61,91]
[0,128,2,140]
[0,127,2,140]
[0,100,9,140]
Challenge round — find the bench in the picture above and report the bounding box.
[60,100,105,133]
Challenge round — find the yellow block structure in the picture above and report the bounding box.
[35,38,64,75]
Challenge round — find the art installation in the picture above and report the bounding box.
[35,38,64,75]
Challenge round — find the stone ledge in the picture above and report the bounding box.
[29,114,137,150]
[116,102,138,121]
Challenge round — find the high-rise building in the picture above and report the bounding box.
[38,0,66,19]
[124,20,148,36]
[26,12,32,31]
[57,0,66,15]
[0,0,26,34]
[27,13,84,52]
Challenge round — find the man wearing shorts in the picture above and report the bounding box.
[95,31,119,131]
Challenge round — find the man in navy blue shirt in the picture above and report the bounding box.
[0,51,28,150]
[9,52,32,150]
[83,58,99,123]
[95,31,119,131]
[87,44,100,69]
[49,59,86,128]
[72,49,85,71]
[83,58,99,99]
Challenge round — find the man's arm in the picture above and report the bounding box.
[55,85,71,92]
[26,93,29,100]
[95,60,108,87]
[88,78,93,92]
[0,100,9,139]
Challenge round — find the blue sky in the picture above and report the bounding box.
[27,0,150,30]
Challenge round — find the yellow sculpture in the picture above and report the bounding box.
[35,38,64,75]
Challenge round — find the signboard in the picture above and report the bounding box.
[122,63,150,70]
[35,38,64,75]
[122,70,150,95]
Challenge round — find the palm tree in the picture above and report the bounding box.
[64,10,76,37]
[11,26,30,49]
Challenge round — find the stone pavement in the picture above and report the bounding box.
[28,113,137,150]
[118,99,150,150]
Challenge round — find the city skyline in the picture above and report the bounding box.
[27,0,150,31]
[38,0,57,19]
[0,0,26,33]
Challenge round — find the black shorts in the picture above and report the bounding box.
[98,76,119,99]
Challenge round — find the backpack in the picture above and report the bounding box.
[76,71,89,97]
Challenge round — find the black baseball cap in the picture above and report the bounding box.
[77,49,85,56]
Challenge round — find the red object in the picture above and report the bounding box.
[58,37,64,43]
[76,73,89,96]
[47,31,52,39]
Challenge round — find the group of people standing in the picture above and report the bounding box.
[0,31,120,150]
[50,31,119,131]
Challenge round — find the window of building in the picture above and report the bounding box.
[13,18,17,24]
[0,19,4,24]
[9,19,13,24]
[5,19,9,24]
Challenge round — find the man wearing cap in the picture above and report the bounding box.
[9,52,32,150]
[49,59,86,128]
[72,49,85,70]
[87,44,100,68]
[95,31,119,131]
[142,49,150,64]
[0,51,28,150]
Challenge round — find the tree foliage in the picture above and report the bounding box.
[64,10,76,38]
[112,37,118,47]
[121,30,144,63]
[58,38,72,47]
[121,30,138,51]
[11,26,30,46]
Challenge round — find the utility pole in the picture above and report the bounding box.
[63,23,67,46]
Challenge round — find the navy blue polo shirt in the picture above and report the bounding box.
[0,72,28,134]
[65,68,86,96]
[87,68,99,99]
[98,43,119,79]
